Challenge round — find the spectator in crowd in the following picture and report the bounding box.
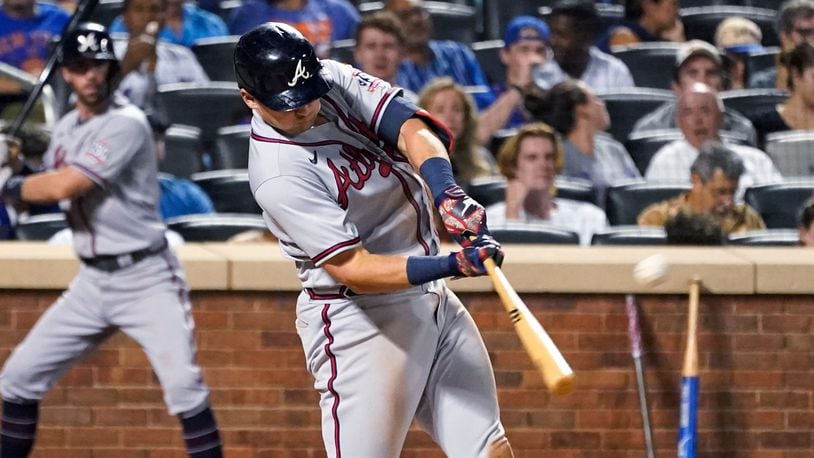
[418,78,498,182]
[486,122,608,245]
[352,11,417,101]
[385,0,494,109]
[597,0,683,53]
[664,211,726,245]
[0,0,69,94]
[645,83,781,199]
[113,0,209,109]
[751,42,814,146]
[750,0,814,89]
[527,79,640,202]
[229,0,360,57]
[632,39,758,145]
[477,15,549,143]
[533,0,634,92]
[110,0,228,48]
[639,142,766,235]
[798,196,814,246]
[715,17,764,90]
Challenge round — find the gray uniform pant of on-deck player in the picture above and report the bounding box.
[296,280,507,458]
[0,248,209,415]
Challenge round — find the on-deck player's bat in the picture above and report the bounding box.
[624,294,655,458]
[7,0,100,137]
[482,257,575,394]
[678,276,702,458]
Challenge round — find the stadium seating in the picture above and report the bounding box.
[166,213,268,242]
[744,180,814,228]
[611,42,680,90]
[214,124,251,170]
[727,229,800,246]
[14,213,68,241]
[156,82,250,148]
[465,176,596,208]
[190,169,261,214]
[680,6,779,47]
[599,88,675,144]
[605,180,691,226]
[764,130,814,178]
[591,225,667,245]
[329,39,356,65]
[491,224,580,244]
[625,129,749,176]
[720,89,789,121]
[162,124,203,178]
[745,47,780,82]
[191,36,240,82]
[481,0,551,41]
[471,40,505,86]
[88,0,124,27]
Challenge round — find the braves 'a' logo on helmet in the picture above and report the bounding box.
[288,59,312,87]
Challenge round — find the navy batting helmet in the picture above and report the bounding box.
[59,23,118,68]
[234,22,331,111]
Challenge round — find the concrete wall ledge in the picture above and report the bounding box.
[2,242,812,294]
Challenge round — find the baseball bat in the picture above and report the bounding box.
[624,294,655,458]
[7,0,100,137]
[678,276,702,458]
[482,257,575,394]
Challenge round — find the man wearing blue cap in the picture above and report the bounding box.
[477,15,550,144]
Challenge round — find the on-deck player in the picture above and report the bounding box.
[0,23,222,457]
[234,22,514,457]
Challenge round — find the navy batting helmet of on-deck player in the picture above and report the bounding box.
[58,22,120,78]
[233,22,331,112]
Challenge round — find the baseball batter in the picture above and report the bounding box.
[0,24,222,457]
[235,23,513,457]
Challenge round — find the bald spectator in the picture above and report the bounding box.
[385,0,494,109]
[533,0,634,92]
[597,0,683,53]
[645,83,781,199]
[352,11,417,101]
[632,39,758,145]
[639,142,766,235]
[750,0,814,89]
[799,197,814,246]
[477,15,549,144]
[715,17,764,90]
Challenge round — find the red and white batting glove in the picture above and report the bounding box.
[437,185,490,247]
[452,235,504,277]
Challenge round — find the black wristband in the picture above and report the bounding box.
[1,175,24,201]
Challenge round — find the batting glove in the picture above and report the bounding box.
[452,235,504,277]
[437,185,490,247]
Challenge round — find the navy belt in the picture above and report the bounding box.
[305,286,357,299]
[81,240,168,272]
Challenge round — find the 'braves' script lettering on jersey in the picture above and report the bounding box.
[288,59,312,87]
[328,144,393,209]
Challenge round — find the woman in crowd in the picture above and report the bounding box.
[751,42,814,147]
[527,79,640,202]
[487,122,607,246]
[418,77,499,182]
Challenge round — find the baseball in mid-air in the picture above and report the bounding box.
[633,254,668,286]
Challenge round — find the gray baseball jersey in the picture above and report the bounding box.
[249,60,507,457]
[0,96,209,416]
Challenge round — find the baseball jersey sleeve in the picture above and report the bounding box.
[322,60,451,150]
[69,115,151,187]
[254,174,360,265]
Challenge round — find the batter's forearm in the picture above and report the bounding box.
[397,118,450,170]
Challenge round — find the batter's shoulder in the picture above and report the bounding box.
[108,100,152,133]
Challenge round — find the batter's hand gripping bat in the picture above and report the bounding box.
[678,276,702,458]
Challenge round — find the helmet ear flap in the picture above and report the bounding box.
[233,22,331,112]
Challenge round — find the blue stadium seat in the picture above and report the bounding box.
[191,169,261,214]
[744,180,814,229]
[591,225,667,245]
[15,213,68,241]
[166,213,268,242]
[599,88,675,144]
[192,36,240,82]
[727,229,800,246]
[162,124,203,178]
[491,224,580,245]
[605,180,690,226]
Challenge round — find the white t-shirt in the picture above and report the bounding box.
[486,198,608,246]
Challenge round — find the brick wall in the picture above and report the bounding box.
[0,290,811,457]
